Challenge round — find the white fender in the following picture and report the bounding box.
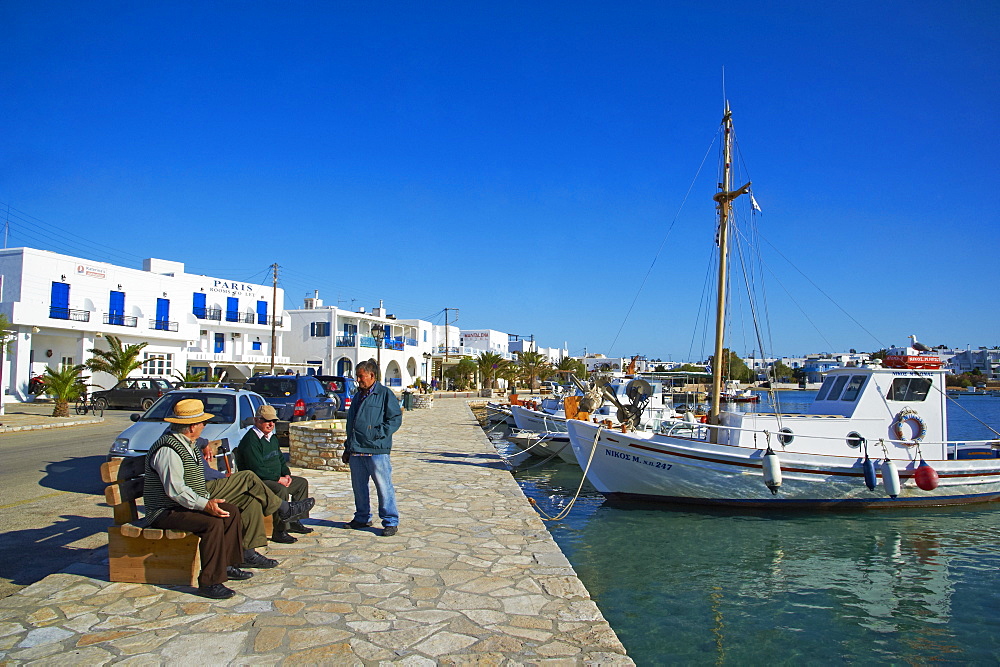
[881,459,901,499]
[762,447,782,495]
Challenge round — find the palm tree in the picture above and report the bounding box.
[554,356,585,382]
[86,335,159,384]
[173,369,206,388]
[476,352,506,390]
[497,361,520,394]
[515,350,551,391]
[42,365,86,417]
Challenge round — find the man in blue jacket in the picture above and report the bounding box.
[341,358,403,536]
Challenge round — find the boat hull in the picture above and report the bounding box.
[566,419,1000,509]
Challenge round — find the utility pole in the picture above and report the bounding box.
[442,307,457,386]
[269,263,278,374]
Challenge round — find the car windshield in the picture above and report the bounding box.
[247,378,299,398]
[141,393,236,424]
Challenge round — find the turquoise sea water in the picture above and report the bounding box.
[502,393,1000,665]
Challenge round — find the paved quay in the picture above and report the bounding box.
[0,403,103,433]
[0,397,632,665]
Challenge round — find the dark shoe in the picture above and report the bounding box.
[277,497,316,522]
[287,520,313,534]
[270,530,298,544]
[345,520,373,530]
[226,566,253,581]
[198,583,235,599]
[382,526,398,537]
[241,550,278,569]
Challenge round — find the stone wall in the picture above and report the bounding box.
[410,394,433,409]
[288,419,348,472]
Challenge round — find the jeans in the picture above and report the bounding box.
[349,454,398,527]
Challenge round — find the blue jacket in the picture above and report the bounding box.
[346,382,402,455]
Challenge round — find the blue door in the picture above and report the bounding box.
[50,282,70,319]
[193,292,206,318]
[155,298,170,330]
[257,300,268,325]
[109,291,125,326]
[214,333,225,353]
[226,297,239,322]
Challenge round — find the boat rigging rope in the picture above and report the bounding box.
[530,425,605,522]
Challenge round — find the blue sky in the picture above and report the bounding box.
[2,1,997,361]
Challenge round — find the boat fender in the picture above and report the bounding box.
[700,415,708,424]
[762,446,782,495]
[891,410,926,444]
[863,456,878,491]
[881,459,901,498]
[914,460,940,491]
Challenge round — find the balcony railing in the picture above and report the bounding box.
[336,335,357,347]
[254,315,282,326]
[386,378,402,387]
[49,307,91,322]
[360,336,377,348]
[225,310,241,322]
[385,337,404,351]
[194,306,222,321]
[149,319,179,332]
[404,337,418,347]
[104,313,138,327]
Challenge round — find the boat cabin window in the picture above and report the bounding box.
[886,377,932,402]
[840,375,867,402]
[815,377,834,401]
[822,375,851,401]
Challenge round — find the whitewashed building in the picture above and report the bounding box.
[0,247,290,402]
[459,329,515,359]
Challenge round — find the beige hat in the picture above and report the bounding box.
[164,399,214,424]
[256,404,279,421]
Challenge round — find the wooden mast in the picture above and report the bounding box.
[709,103,751,440]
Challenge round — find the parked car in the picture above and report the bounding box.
[108,387,267,459]
[241,374,338,438]
[92,377,175,411]
[314,375,358,418]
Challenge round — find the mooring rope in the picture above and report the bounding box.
[530,424,605,522]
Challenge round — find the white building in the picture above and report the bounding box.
[284,296,434,388]
[0,247,290,401]
[459,329,515,359]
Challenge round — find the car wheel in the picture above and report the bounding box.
[141,398,154,411]
[93,397,109,411]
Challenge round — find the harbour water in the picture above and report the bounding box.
[499,392,1000,664]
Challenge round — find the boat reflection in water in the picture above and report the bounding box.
[513,458,1000,664]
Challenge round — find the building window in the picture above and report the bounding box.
[193,292,207,318]
[60,356,74,370]
[252,341,262,351]
[310,322,330,337]
[226,297,240,322]
[143,352,173,377]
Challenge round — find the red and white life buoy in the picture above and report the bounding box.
[891,410,926,444]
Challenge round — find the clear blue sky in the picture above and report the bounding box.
[2,1,996,361]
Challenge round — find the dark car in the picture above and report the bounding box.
[92,377,175,411]
[314,375,358,418]
[241,374,337,437]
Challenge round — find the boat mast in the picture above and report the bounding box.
[709,103,751,439]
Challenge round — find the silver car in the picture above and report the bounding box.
[108,387,266,459]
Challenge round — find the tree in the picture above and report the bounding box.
[475,352,506,390]
[515,350,552,391]
[42,364,86,417]
[443,357,477,390]
[770,361,794,383]
[497,361,521,393]
[173,369,206,388]
[555,356,586,381]
[86,335,159,384]
[673,364,709,374]
[708,349,754,382]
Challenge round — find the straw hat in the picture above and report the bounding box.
[164,398,214,424]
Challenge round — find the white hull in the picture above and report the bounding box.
[566,419,1000,509]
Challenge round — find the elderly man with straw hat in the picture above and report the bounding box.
[143,398,252,599]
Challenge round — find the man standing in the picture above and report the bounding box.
[235,404,313,543]
[143,399,250,600]
[341,359,403,536]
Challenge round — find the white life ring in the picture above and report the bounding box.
[891,410,926,444]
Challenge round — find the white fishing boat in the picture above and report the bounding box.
[565,103,1000,509]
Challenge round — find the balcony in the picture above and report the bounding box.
[385,337,404,351]
[336,335,357,347]
[361,336,377,348]
[194,306,222,321]
[255,314,282,326]
[404,337,418,347]
[49,307,91,322]
[104,314,138,327]
[225,310,241,322]
[149,319,179,332]
[386,378,402,387]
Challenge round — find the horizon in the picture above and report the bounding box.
[2,2,997,360]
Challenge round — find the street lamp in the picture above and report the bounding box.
[372,324,386,379]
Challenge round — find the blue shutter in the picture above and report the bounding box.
[226,297,239,322]
[257,300,268,325]
[193,292,206,318]
[214,333,225,353]
[109,291,125,326]
[155,298,170,330]
[50,282,70,319]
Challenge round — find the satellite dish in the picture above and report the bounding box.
[625,378,653,404]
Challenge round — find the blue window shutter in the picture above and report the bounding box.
[252,341,262,351]
[310,322,316,337]
[257,300,268,325]
[109,291,125,326]
[193,292,206,318]
[214,333,225,353]
[226,297,239,322]
[50,282,70,319]
[155,298,170,330]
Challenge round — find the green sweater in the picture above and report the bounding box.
[235,429,288,481]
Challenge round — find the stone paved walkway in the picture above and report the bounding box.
[0,398,632,665]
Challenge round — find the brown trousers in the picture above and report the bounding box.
[207,471,283,550]
[262,476,309,534]
[153,502,244,587]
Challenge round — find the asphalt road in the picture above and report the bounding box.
[0,408,138,598]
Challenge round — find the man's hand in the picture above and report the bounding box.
[278,475,292,487]
[204,498,231,517]
[341,450,350,465]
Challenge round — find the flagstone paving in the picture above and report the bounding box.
[0,398,632,665]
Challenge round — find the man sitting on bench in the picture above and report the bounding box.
[200,441,315,568]
[143,398,251,600]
